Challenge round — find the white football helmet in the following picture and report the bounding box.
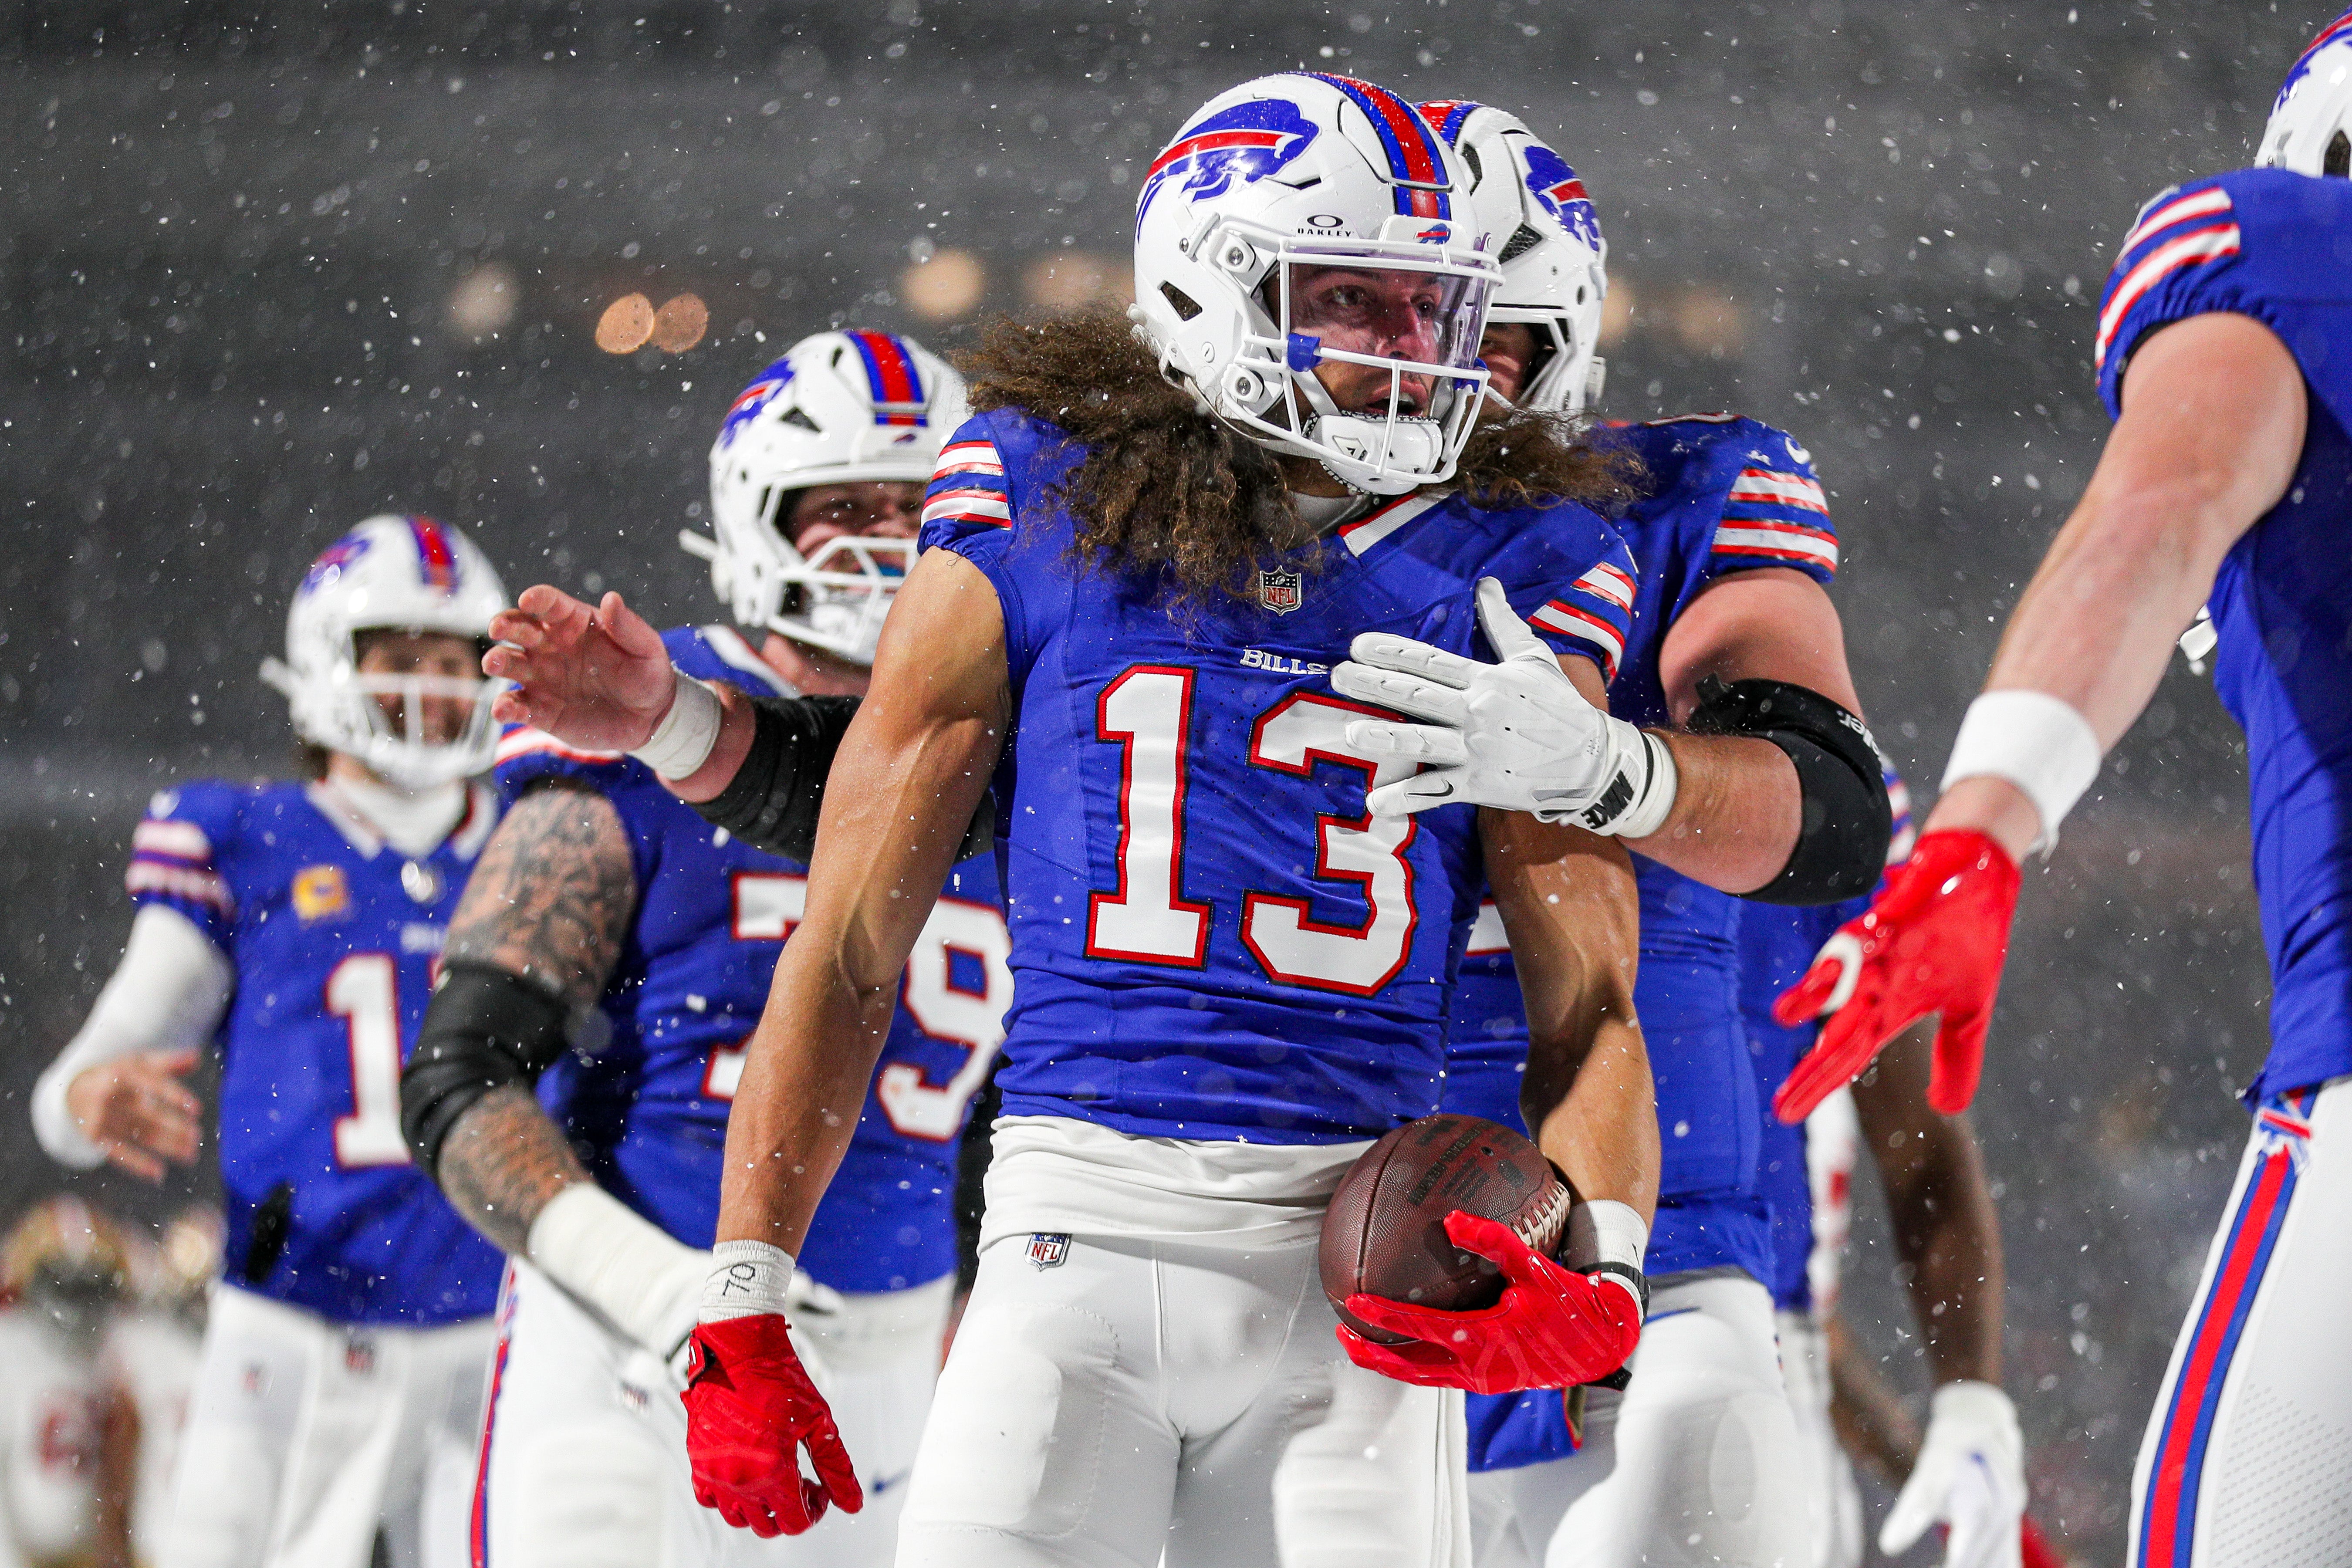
[2259,10,2352,175]
[1129,72,1501,496]
[690,330,966,665]
[1418,101,1610,415]
[260,514,507,788]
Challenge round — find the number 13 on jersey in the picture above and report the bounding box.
[1087,664,1420,997]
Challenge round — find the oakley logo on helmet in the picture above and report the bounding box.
[1137,98,1321,225]
[1522,145,1603,251]
[719,360,797,451]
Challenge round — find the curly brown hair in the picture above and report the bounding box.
[958,311,1641,606]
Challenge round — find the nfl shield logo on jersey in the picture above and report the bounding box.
[1025,1233,1070,1270]
[1258,568,1303,615]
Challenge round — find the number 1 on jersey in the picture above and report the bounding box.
[1087,666,1213,966]
[327,953,410,1168]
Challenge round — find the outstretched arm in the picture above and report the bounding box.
[716,546,1009,1252]
[1931,311,2306,859]
[31,905,227,1181]
[422,779,635,1254]
[1773,310,2309,1123]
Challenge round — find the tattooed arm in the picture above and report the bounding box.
[429,779,636,1254]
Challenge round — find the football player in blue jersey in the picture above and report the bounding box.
[1757,13,2352,1566]
[398,330,1009,1568]
[490,71,1662,1568]
[29,514,511,1568]
[1322,101,1889,1567]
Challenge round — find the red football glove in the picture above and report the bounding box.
[682,1315,861,1538]
[1771,829,2021,1124]
[1335,1211,1642,1395]
[2021,1515,2066,1568]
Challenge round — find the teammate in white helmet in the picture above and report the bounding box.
[1355,99,1887,1568]
[490,71,1659,1568]
[27,514,510,1568]
[401,330,1007,1568]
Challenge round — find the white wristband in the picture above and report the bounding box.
[1565,1198,1648,1274]
[1941,689,2102,855]
[628,668,723,780]
[701,1240,798,1323]
[524,1183,704,1352]
[1613,730,1679,839]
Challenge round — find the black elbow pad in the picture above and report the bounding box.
[1687,676,1892,907]
[688,692,996,864]
[399,961,570,1181]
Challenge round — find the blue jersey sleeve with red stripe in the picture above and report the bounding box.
[1699,421,1838,586]
[124,782,244,950]
[2094,172,2262,419]
[1511,534,1639,684]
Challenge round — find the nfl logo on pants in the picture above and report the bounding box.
[1258,568,1302,614]
[1025,1233,1070,1269]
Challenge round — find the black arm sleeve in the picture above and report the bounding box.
[1686,676,1892,907]
[687,692,995,865]
[399,961,571,1182]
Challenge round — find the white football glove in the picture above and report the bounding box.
[1330,577,1678,835]
[1882,1380,2026,1568]
[527,1182,709,1384]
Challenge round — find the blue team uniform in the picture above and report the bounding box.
[1442,413,1840,1469]
[2096,168,2352,1107]
[492,625,1007,1294]
[125,780,506,1324]
[917,410,1639,1144]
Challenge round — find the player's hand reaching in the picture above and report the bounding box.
[1332,578,1673,838]
[65,1048,203,1182]
[1880,1382,2027,1568]
[485,585,678,752]
[1335,1210,1642,1395]
[683,1315,862,1537]
[1771,830,2021,1123]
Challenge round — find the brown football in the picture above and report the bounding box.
[1320,1113,1575,1344]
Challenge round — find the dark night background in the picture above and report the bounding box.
[0,3,2321,1560]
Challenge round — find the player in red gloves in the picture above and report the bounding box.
[1336,1210,1645,1395]
[680,1244,862,1538]
[1771,829,2022,1122]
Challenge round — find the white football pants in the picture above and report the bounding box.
[477,1261,950,1568]
[896,1230,1470,1568]
[158,1282,494,1568]
[2129,1075,2352,1567]
[1774,1310,1862,1568]
[1461,1271,1809,1568]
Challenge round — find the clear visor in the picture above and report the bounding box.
[1206,221,1500,495]
[765,533,916,666]
[1274,253,1494,407]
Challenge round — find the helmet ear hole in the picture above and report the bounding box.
[1497,223,1545,265]
[779,406,822,433]
[1159,281,1203,322]
[2328,129,2351,176]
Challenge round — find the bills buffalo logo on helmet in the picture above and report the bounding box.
[1137,98,1321,225]
[1522,145,1603,252]
[717,359,797,450]
[301,532,373,594]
